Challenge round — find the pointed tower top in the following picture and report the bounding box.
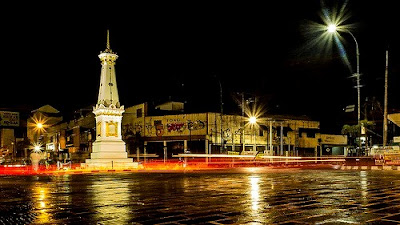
[107,30,110,50]
[103,29,113,53]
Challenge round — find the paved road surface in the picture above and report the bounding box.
[0,168,399,224]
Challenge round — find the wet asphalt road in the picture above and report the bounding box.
[0,168,399,225]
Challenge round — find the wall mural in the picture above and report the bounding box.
[143,119,207,137]
[154,120,164,137]
[223,128,232,141]
[186,120,205,130]
[167,120,185,132]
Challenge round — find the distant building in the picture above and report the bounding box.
[155,101,184,112]
[0,109,26,160]
[388,113,400,145]
[27,105,63,161]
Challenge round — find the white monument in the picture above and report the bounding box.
[82,30,137,169]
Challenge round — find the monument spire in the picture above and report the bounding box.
[106,29,111,53]
[97,30,120,107]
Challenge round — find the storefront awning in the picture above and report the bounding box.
[388,113,400,127]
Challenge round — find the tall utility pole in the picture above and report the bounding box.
[213,74,224,152]
[347,31,362,154]
[383,50,389,146]
[269,120,273,155]
[219,79,223,152]
[242,92,245,151]
[280,123,284,156]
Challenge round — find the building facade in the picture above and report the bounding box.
[23,100,348,164]
[122,102,348,158]
[0,109,26,162]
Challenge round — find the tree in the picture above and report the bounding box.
[341,120,375,156]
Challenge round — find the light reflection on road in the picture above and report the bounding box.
[90,178,131,224]
[0,169,399,224]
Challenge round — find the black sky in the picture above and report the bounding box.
[1,1,399,133]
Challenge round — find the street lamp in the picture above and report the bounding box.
[328,23,364,155]
[33,144,42,152]
[36,123,44,129]
[218,79,223,153]
[32,120,48,161]
[327,24,361,125]
[249,116,257,151]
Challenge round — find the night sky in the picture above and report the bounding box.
[1,1,399,133]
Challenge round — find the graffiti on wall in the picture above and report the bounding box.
[187,120,205,130]
[143,119,206,136]
[154,120,164,136]
[167,118,185,132]
[167,122,185,132]
[223,128,232,141]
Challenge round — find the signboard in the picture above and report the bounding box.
[384,153,400,165]
[46,143,55,151]
[345,105,355,112]
[0,111,19,127]
[320,134,347,145]
[394,136,400,143]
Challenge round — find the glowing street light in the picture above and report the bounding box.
[34,144,42,152]
[36,123,44,129]
[29,115,48,134]
[327,24,337,33]
[249,116,257,124]
[30,143,43,171]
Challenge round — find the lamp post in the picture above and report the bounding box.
[249,116,257,152]
[327,24,362,154]
[34,121,47,163]
[327,24,360,124]
[218,79,223,153]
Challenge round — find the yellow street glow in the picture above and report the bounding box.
[28,115,49,134]
[249,116,257,124]
[327,24,337,33]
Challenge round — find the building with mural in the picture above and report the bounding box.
[122,102,348,158]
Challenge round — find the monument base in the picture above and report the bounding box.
[82,140,137,169]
